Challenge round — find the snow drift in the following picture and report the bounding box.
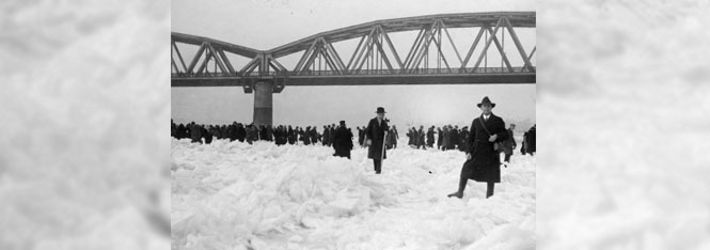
[172,139,536,249]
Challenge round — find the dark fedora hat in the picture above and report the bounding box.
[476,96,496,108]
[339,120,346,125]
[376,107,386,113]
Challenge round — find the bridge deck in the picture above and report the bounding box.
[172,74,535,87]
[172,67,535,87]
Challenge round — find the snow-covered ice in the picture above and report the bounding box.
[171,138,535,249]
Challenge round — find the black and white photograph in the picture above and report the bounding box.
[171,0,535,249]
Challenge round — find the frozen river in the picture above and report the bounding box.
[171,139,536,249]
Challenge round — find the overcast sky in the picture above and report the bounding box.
[172,0,536,129]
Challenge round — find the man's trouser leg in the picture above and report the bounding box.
[373,159,382,174]
[486,182,495,198]
[457,169,468,194]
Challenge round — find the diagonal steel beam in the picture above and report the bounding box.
[461,27,486,70]
[379,26,404,69]
[527,46,536,62]
[440,21,463,66]
[268,55,288,73]
[502,17,534,73]
[409,22,440,73]
[217,49,235,74]
[206,44,228,73]
[300,39,326,74]
[352,28,377,73]
[372,30,395,74]
[403,27,426,70]
[319,48,340,74]
[486,26,513,72]
[472,18,504,72]
[294,39,320,72]
[196,46,212,75]
[324,40,347,73]
[171,57,179,73]
[172,40,187,72]
[345,34,367,72]
[354,34,376,73]
[239,57,260,76]
[430,20,452,72]
[186,43,206,74]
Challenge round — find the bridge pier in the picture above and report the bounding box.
[253,80,273,126]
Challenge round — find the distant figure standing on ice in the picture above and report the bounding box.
[448,96,508,199]
[502,123,517,165]
[365,107,389,174]
[332,120,354,159]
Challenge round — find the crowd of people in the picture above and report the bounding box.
[173,95,536,202]
[171,119,535,158]
[172,96,536,199]
[400,124,536,156]
[171,120,356,158]
[172,120,347,145]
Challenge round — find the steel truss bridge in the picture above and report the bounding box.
[172,12,535,125]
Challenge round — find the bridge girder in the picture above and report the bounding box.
[171,12,536,87]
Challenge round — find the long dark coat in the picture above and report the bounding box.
[525,127,536,154]
[426,129,435,146]
[502,129,516,155]
[459,129,470,152]
[357,128,364,146]
[365,118,389,159]
[190,124,202,143]
[462,113,508,183]
[236,125,246,142]
[332,126,353,157]
[177,124,186,139]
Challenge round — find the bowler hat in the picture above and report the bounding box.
[476,96,496,108]
[339,120,346,125]
[376,107,386,113]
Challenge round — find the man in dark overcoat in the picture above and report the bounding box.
[189,122,202,144]
[448,96,508,199]
[525,125,535,155]
[390,126,399,148]
[203,125,213,144]
[176,123,186,139]
[502,124,517,164]
[407,128,415,147]
[437,127,443,150]
[332,121,353,159]
[356,127,363,147]
[236,123,246,142]
[417,126,425,149]
[323,125,330,146]
[364,107,389,174]
[330,125,336,146]
[459,127,470,152]
[426,126,435,148]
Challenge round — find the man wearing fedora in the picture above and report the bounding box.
[332,120,354,159]
[448,96,509,199]
[364,107,389,174]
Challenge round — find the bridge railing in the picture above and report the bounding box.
[171,67,535,78]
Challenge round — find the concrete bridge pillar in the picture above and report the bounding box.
[253,80,273,126]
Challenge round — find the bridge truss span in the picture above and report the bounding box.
[171,12,536,87]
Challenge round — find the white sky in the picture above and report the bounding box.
[171,0,536,128]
